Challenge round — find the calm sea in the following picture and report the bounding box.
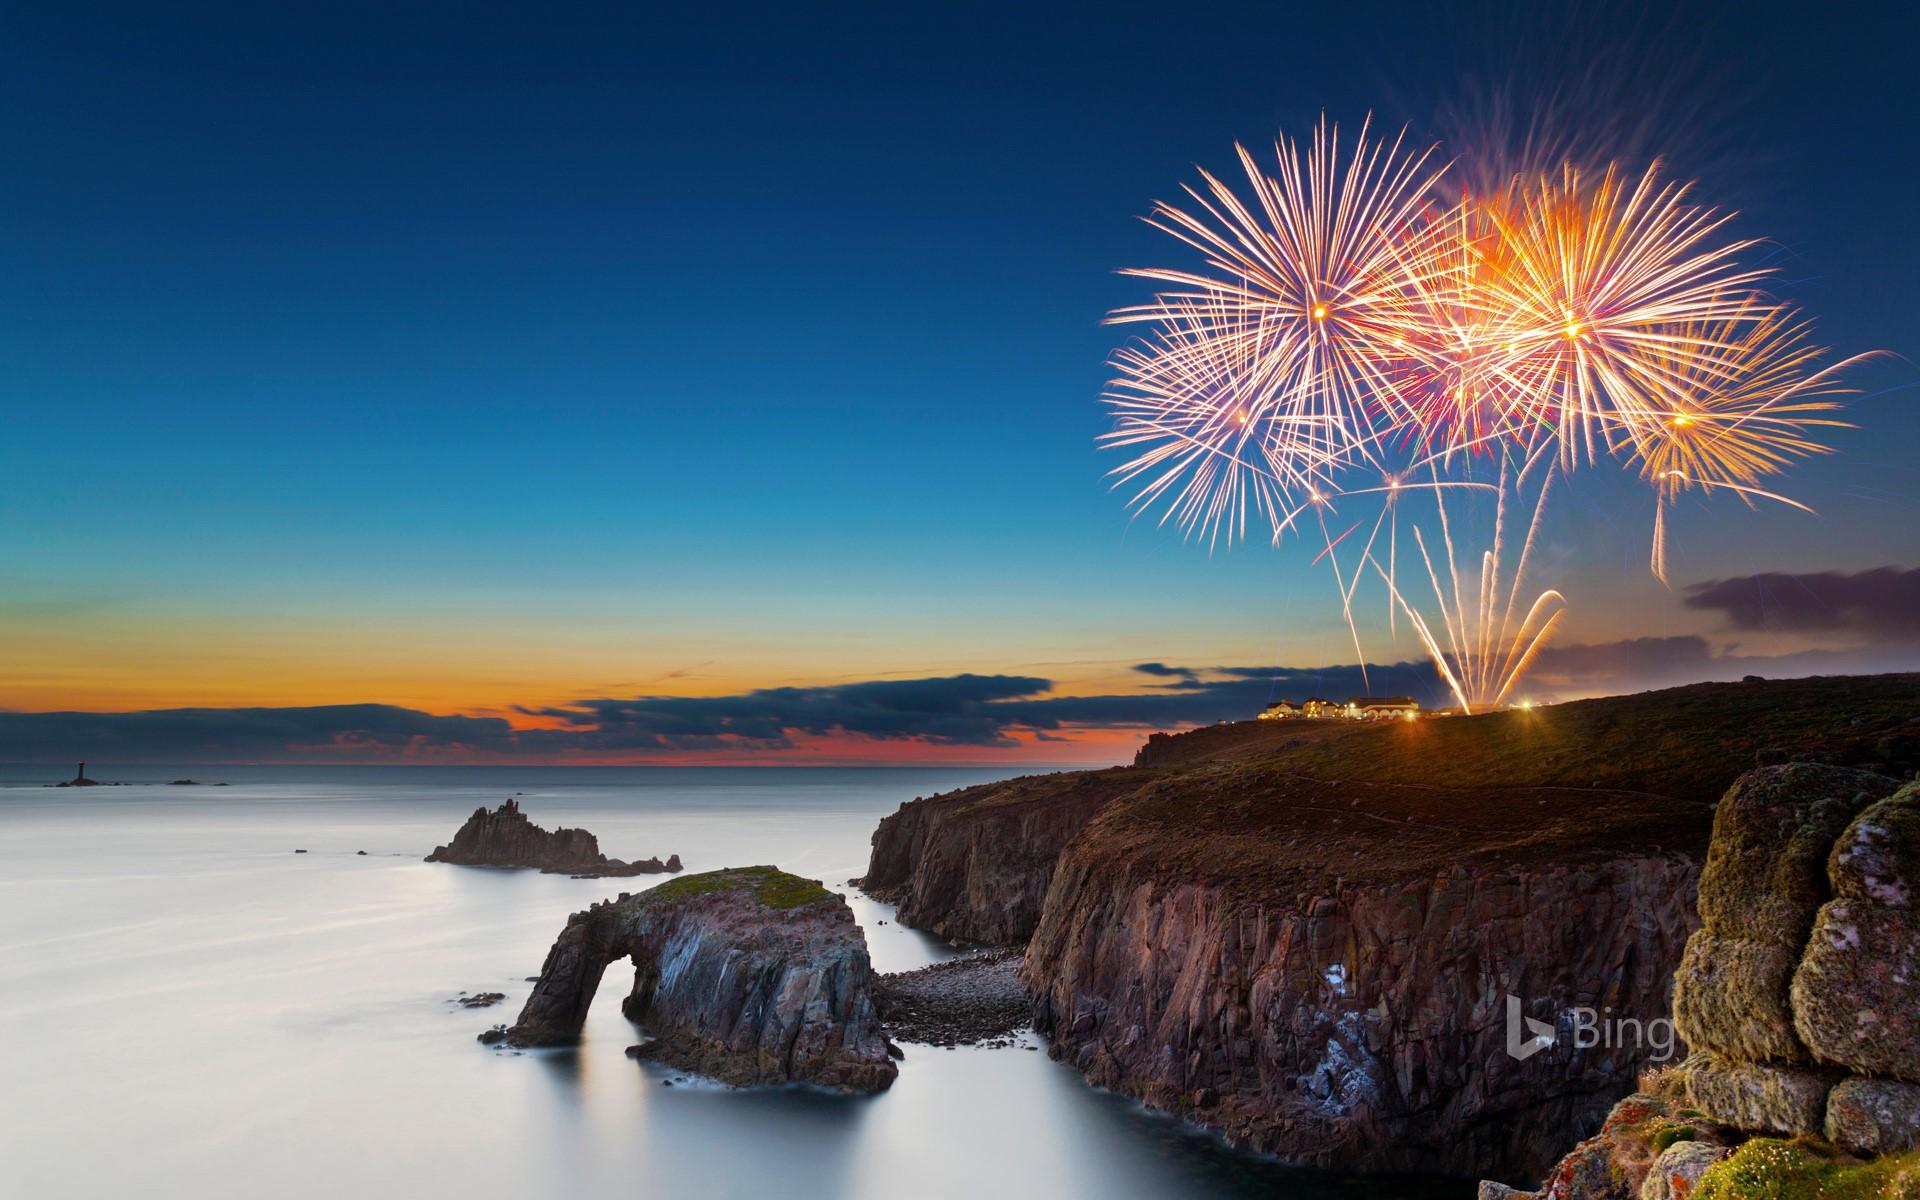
[0,764,1450,1199]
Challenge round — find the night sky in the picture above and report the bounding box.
[3,1,1915,763]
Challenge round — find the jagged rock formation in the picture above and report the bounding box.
[861,674,1920,1180]
[1484,768,1920,1197]
[503,866,896,1092]
[425,799,681,877]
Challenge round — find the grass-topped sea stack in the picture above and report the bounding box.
[502,866,897,1093]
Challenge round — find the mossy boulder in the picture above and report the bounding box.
[1672,934,1808,1063]
[1828,784,1920,909]
[1792,787,1920,1082]
[1792,901,1920,1080]
[1694,766,1899,944]
[1673,766,1899,1062]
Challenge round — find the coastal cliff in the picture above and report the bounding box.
[505,866,896,1092]
[1024,768,1703,1177]
[859,771,1132,942]
[860,673,1920,1179]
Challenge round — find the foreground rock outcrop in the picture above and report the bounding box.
[504,866,896,1092]
[1486,768,1920,1197]
[1674,769,1919,1154]
[426,799,682,877]
[862,673,1920,1180]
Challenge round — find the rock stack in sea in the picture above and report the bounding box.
[503,866,897,1093]
[1480,765,1920,1199]
[424,798,681,877]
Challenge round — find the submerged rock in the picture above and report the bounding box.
[504,866,895,1092]
[425,799,681,877]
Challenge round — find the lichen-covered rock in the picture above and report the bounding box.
[1792,786,1920,1081]
[1518,1095,1694,1200]
[1792,900,1920,1079]
[1670,933,1806,1063]
[1829,784,1920,909]
[1497,1091,1734,1200]
[505,866,896,1092]
[1672,766,1899,1062]
[1480,1183,1538,1200]
[1826,1077,1920,1155]
[1640,1139,1727,1200]
[426,799,681,877]
[1683,1053,1833,1135]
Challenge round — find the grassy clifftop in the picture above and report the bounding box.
[1092,673,1920,892]
[1137,674,1919,799]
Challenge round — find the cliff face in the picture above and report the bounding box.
[1022,774,1704,1179]
[859,772,1129,943]
[426,799,682,877]
[506,866,896,1092]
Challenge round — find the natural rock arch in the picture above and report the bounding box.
[502,866,897,1093]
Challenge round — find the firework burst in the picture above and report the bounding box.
[1100,118,1870,706]
[1103,116,1453,545]
[1464,161,1776,466]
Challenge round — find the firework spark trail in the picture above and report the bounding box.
[1366,471,1566,713]
[1618,307,1876,580]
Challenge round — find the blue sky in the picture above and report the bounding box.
[1,1,1915,760]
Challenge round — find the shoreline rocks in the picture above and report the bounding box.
[875,950,1029,1047]
[503,866,896,1093]
[425,799,682,877]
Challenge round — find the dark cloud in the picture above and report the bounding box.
[1685,567,1920,638]
[0,704,515,763]
[516,674,1053,751]
[1131,662,1208,691]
